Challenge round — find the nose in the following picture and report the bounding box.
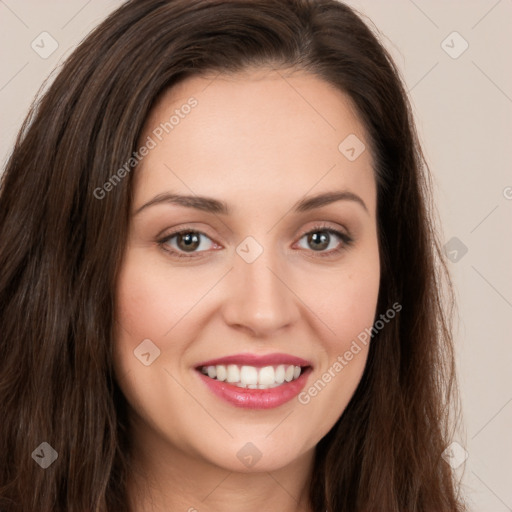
[221,243,300,338]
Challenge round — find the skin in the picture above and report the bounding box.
[114,67,380,512]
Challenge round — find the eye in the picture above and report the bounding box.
[296,225,353,257]
[158,229,219,258]
[157,223,353,260]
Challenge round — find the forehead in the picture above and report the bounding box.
[134,68,376,214]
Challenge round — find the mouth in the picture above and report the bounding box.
[194,353,312,409]
[198,363,308,389]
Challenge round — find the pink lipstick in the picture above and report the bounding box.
[194,352,312,409]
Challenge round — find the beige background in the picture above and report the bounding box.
[1,1,511,510]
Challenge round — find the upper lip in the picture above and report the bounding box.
[195,352,312,368]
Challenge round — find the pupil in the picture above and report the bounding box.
[179,232,200,251]
[309,231,329,251]
[176,231,330,253]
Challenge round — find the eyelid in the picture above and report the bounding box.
[296,221,350,241]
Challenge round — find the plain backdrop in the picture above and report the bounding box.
[1,1,511,510]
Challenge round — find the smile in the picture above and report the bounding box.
[194,353,312,409]
[199,364,303,389]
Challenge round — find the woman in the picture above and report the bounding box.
[0,0,465,510]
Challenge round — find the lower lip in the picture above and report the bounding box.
[196,368,311,409]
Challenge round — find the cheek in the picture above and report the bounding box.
[303,238,381,348]
[112,250,191,392]
[334,266,380,342]
[295,244,380,431]
[112,252,201,438]
[114,249,207,343]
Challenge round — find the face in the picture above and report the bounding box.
[114,68,380,474]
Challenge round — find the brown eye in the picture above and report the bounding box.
[295,224,354,258]
[160,230,217,258]
[306,231,330,251]
[176,232,201,252]
[298,228,349,253]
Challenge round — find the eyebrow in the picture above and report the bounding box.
[134,190,368,216]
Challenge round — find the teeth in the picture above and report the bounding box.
[240,365,258,386]
[275,365,285,384]
[200,364,304,388]
[216,365,227,381]
[258,366,275,387]
[226,364,240,383]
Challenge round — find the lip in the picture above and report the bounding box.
[194,352,313,410]
[196,367,312,409]
[194,352,312,368]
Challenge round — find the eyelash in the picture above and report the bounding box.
[157,223,354,260]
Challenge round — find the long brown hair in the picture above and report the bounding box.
[0,0,464,510]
